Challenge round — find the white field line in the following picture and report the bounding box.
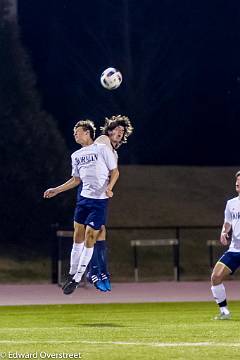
[0,340,240,347]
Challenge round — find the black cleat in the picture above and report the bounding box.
[63,279,79,295]
[62,274,74,290]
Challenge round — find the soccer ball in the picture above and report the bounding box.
[100,67,122,90]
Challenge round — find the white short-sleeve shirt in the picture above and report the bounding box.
[224,196,240,252]
[71,143,117,199]
[95,135,118,162]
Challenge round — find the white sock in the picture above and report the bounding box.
[69,243,84,275]
[73,246,94,283]
[211,284,226,303]
[211,284,229,314]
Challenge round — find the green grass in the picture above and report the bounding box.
[0,302,240,359]
[0,257,51,283]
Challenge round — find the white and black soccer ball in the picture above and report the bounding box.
[100,67,122,90]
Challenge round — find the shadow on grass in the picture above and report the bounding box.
[80,323,124,327]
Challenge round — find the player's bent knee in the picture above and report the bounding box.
[211,261,231,285]
[85,226,99,247]
[211,271,224,285]
[74,235,84,243]
[211,267,229,285]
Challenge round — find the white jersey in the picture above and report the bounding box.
[95,135,118,162]
[224,196,240,252]
[71,143,117,199]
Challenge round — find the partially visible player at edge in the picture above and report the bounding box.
[88,115,133,291]
[211,170,240,319]
[43,119,119,295]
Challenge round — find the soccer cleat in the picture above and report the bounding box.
[90,274,107,292]
[94,280,107,292]
[103,278,112,291]
[63,279,79,295]
[101,273,112,291]
[214,313,231,320]
[62,274,74,290]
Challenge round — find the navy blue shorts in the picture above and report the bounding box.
[74,196,108,230]
[218,251,240,274]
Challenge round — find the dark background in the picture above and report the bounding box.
[0,0,239,280]
[17,0,240,165]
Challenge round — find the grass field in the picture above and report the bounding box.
[0,302,240,359]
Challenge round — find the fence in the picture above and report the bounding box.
[130,239,180,281]
[51,225,235,284]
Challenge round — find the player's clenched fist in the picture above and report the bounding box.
[43,188,59,198]
[220,231,229,246]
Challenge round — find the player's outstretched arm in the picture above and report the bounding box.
[43,177,81,199]
[106,168,119,198]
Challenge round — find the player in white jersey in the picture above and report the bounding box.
[211,170,240,319]
[88,115,133,291]
[43,119,119,295]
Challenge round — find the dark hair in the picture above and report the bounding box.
[235,170,240,178]
[100,115,133,147]
[74,119,96,140]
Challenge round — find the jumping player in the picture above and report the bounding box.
[88,115,134,291]
[43,119,119,295]
[211,170,240,319]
